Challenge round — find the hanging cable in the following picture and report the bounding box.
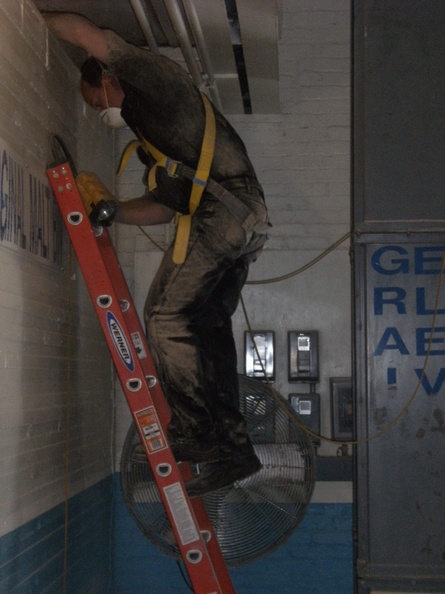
[246,231,351,285]
[138,225,167,252]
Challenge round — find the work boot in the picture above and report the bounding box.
[169,437,220,463]
[130,438,219,464]
[185,453,262,498]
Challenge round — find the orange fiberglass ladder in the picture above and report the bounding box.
[47,161,236,594]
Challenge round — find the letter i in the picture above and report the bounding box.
[387,367,397,386]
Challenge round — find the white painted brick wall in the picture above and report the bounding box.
[113,0,352,467]
[231,0,351,457]
[0,0,115,536]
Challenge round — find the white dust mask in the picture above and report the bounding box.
[99,82,126,128]
[99,107,127,128]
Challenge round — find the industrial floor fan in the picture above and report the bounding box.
[120,374,316,566]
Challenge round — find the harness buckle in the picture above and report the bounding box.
[165,157,180,178]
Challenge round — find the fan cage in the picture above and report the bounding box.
[120,374,316,566]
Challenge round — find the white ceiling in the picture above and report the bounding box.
[35,0,281,114]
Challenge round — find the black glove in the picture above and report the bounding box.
[89,199,118,227]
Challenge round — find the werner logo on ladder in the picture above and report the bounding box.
[47,159,235,594]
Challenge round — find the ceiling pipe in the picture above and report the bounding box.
[163,0,202,87]
[181,0,223,111]
[129,0,159,53]
[130,0,222,111]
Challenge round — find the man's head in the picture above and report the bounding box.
[80,57,126,127]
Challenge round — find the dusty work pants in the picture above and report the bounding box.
[144,183,269,456]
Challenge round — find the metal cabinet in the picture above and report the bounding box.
[353,2,445,592]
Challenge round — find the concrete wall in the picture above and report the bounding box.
[232,0,351,460]
[0,1,115,590]
[113,475,353,594]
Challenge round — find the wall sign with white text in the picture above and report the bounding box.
[0,138,63,266]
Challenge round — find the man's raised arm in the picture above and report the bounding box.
[42,12,109,64]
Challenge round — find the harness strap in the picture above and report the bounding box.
[116,139,144,176]
[116,92,216,264]
[173,92,215,263]
[175,163,259,230]
[116,138,177,192]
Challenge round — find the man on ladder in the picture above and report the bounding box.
[43,11,270,497]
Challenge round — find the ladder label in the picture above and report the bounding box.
[131,331,147,359]
[135,407,167,453]
[106,311,135,371]
[163,483,200,545]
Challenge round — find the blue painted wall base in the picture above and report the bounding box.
[113,474,353,594]
[0,474,353,593]
[0,476,113,593]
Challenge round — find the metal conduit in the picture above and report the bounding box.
[129,0,159,53]
[181,0,223,111]
[130,0,222,110]
[163,0,203,87]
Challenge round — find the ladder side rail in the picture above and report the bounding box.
[95,227,235,588]
[95,226,171,427]
[190,497,236,589]
[96,230,197,481]
[47,162,235,594]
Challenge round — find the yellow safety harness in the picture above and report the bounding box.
[117,92,216,264]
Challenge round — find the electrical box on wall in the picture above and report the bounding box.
[289,393,321,447]
[288,331,319,382]
[244,331,275,380]
[330,377,353,440]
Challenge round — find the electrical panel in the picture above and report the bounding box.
[244,331,275,380]
[288,331,319,382]
[330,377,353,440]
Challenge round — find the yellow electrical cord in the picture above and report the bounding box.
[138,225,168,253]
[246,231,351,285]
[242,239,445,447]
[135,217,445,448]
